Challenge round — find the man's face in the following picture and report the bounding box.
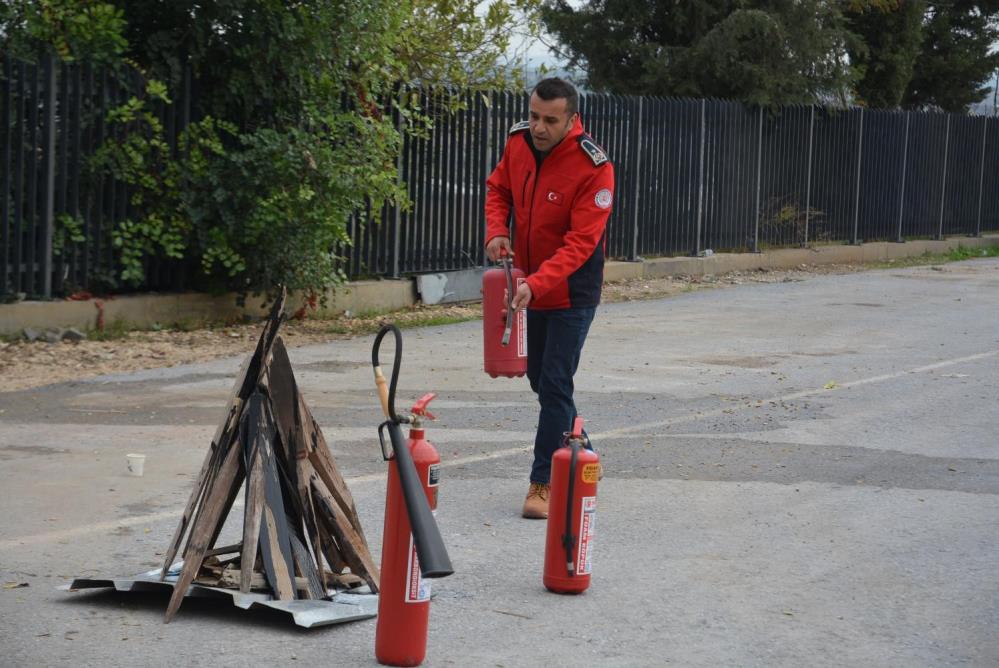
[528,92,577,152]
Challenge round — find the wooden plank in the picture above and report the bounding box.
[290,532,326,600]
[267,337,300,462]
[239,399,266,593]
[297,454,326,593]
[325,572,365,588]
[261,504,295,600]
[315,513,348,574]
[311,477,380,592]
[218,567,268,591]
[204,543,241,559]
[217,567,315,594]
[163,437,245,622]
[205,454,248,553]
[240,288,287,399]
[254,393,297,601]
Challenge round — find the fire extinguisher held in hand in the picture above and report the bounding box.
[544,417,599,595]
[372,324,453,667]
[482,250,527,378]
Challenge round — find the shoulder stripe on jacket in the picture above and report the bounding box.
[578,136,609,166]
[509,120,530,134]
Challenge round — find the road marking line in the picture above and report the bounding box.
[602,349,999,437]
[2,349,995,551]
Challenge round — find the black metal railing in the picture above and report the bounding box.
[3,56,998,298]
[366,94,998,280]
[1,55,196,298]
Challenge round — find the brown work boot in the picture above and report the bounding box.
[522,483,550,519]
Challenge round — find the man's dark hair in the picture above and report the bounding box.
[532,77,578,116]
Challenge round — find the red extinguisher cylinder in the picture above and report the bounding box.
[544,418,599,594]
[482,255,527,378]
[375,417,441,666]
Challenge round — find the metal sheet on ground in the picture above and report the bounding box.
[61,566,377,629]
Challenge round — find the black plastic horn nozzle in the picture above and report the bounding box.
[372,324,454,578]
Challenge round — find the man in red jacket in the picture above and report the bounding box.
[484,78,614,519]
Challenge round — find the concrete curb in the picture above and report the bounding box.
[602,235,999,282]
[2,235,996,336]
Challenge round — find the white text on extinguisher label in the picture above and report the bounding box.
[577,496,596,575]
[405,533,431,603]
[516,277,527,358]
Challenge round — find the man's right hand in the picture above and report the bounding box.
[486,236,513,262]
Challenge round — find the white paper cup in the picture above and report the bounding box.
[126,453,146,477]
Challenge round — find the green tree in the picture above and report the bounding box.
[902,1,999,112]
[3,1,538,296]
[0,0,127,63]
[394,0,541,90]
[541,0,860,106]
[847,0,926,108]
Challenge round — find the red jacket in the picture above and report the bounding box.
[485,116,614,310]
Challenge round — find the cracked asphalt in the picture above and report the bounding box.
[1,259,998,667]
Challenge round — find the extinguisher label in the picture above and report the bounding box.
[405,533,431,603]
[577,496,597,575]
[516,278,527,358]
[581,463,600,483]
[428,463,440,487]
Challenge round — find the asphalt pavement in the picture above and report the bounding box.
[1,259,997,667]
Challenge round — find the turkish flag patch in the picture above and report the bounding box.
[545,190,564,206]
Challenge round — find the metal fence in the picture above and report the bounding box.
[3,57,998,298]
[351,92,999,280]
[1,55,197,299]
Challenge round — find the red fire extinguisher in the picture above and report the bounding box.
[544,417,599,595]
[482,250,527,378]
[375,393,440,666]
[372,324,453,667]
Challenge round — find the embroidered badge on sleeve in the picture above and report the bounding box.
[594,188,613,209]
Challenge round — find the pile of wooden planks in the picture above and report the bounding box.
[159,289,379,622]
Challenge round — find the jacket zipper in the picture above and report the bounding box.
[522,169,537,272]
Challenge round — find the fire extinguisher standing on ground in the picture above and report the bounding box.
[544,417,599,594]
[372,324,454,667]
[483,250,527,378]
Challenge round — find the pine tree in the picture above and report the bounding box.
[902,1,999,112]
[541,0,859,105]
[847,0,926,108]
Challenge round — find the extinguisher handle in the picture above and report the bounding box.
[411,392,437,420]
[374,367,391,419]
[377,421,392,460]
[571,416,584,439]
[563,439,580,577]
[501,257,515,346]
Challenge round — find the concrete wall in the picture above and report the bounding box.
[0,280,416,336]
[3,235,996,336]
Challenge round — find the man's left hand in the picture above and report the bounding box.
[511,281,532,310]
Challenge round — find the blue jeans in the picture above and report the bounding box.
[526,306,596,484]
